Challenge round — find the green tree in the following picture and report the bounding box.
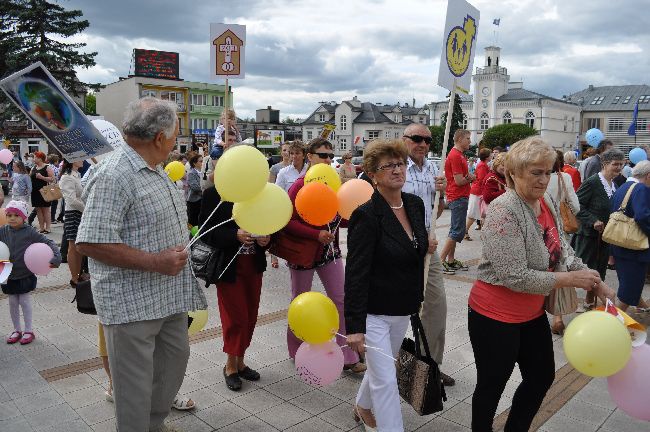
[440,93,465,155]
[85,93,96,115]
[429,125,444,156]
[282,117,299,125]
[481,123,537,150]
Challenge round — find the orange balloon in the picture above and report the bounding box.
[295,182,338,226]
[337,179,374,219]
[0,209,6,225]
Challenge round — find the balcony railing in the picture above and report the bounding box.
[190,105,223,115]
[475,66,508,75]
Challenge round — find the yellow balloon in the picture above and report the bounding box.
[305,164,341,192]
[563,311,631,377]
[188,310,208,336]
[232,183,292,235]
[164,161,185,182]
[288,292,339,344]
[214,146,270,202]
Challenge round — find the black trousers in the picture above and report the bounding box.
[186,199,202,227]
[468,306,555,432]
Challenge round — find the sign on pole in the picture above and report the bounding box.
[0,62,113,162]
[210,24,246,79]
[437,0,480,94]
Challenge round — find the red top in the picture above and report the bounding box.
[562,164,581,191]
[470,160,490,196]
[482,171,507,204]
[469,199,561,323]
[445,147,470,202]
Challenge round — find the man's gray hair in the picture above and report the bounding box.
[563,151,577,164]
[122,97,177,140]
[601,148,625,164]
[632,160,650,178]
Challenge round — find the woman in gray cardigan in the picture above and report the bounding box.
[468,137,615,432]
[185,154,203,226]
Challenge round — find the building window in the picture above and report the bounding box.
[440,114,445,125]
[502,111,512,124]
[212,95,224,106]
[461,114,468,129]
[419,117,425,124]
[395,132,400,138]
[563,115,568,132]
[306,131,313,140]
[608,119,625,132]
[340,115,347,131]
[639,95,650,104]
[141,89,157,98]
[394,115,398,122]
[385,131,391,138]
[525,111,535,129]
[637,118,648,131]
[27,120,37,130]
[318,113,326,122]
[340,138,347,150]
[622,96,631,104]
[191,118,209,130]
[191,94,207,106]
[588,118,601,130]
[590,96,605,105]
[612,96,621,104]
[571,116,575,132]
[367,130,380,140]
[480,112,489,130]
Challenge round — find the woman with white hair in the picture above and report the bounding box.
[562,151,581,191]
[610,160,650,313]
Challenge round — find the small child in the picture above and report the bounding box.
[10,160,32,203]
[210,108,241,159]
[2,200,61,345]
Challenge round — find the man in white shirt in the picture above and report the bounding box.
[275,141,307,192]
[401,123,455,386]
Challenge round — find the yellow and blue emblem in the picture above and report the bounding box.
[445,15,477,77]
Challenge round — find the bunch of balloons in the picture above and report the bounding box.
[288,292,343,386]
[212,146,293,235]
[296,163,374,225]
[563,309,649,421]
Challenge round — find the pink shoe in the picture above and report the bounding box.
[20,332,35,345]
[6,331,22,344]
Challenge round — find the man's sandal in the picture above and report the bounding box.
[172,395,196,410]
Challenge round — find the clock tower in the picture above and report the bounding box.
[471,46,510,142]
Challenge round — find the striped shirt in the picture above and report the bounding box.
[403,157,439,232]
[76,144,207,325]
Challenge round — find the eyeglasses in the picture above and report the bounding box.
[312,152,335,160]
[404,135,433,145]
[378,161,406,171]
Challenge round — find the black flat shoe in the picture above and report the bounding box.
[238,366,260,381]
[223,367,242,390]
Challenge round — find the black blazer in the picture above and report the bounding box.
[576,174,613,238]
[198,187,267,283]
[344,191,428,334]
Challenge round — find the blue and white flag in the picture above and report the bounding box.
[628,101,638,136]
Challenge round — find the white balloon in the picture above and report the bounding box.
[91,119,126,162]
[0,241,10,261]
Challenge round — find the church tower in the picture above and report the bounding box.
[472,46,510,142]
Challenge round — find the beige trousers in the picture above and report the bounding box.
[419,251,447,365]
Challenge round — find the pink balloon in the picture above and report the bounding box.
[607,343,650,421]
[295,340,344,387]
[0,149,13,165]
[24,243,54,276]
[337,179,374,220]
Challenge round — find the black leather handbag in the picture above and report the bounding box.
[190,239,222,286]
[396,314,447,415]
[71,272,96,315]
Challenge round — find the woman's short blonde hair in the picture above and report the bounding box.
[491,152,507,173]
[504,136,557,188]
[363,139,408,173]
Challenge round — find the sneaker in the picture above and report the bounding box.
[576,302,595,313]
[448,259,469,271]
[441,261,456,275]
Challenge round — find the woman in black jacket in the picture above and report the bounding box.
[345,139,430,431]
[198,184,270,392]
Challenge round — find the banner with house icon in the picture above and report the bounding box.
[210,24,246,79]
[437,0,480,94]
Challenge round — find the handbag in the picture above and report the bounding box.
[71,272,96,315]
[269,230,321,268]
[603,183,649,250]
[190,239,222,285]
[40,183,62,202]
[557,173,578,234]
[396,314,447,416]
[544,260,578,314]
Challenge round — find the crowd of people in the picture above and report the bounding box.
[2,95,649,432]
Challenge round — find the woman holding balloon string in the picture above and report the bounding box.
[285,138,364,372]
[198,153,271,391]
[344,139,429,431]
[468,137,616,432]
[1,200,61,345]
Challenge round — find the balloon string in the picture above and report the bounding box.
[186,218,234,250]
[335,332,397,362]
[217,244,245,280]
[193,201,222,239]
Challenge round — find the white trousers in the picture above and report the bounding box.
[356,314,410,432]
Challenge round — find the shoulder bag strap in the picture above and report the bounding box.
[556,172,566,203]
[410,314,433,360]
[620,183,637,211]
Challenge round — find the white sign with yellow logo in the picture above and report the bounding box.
[210,23,246,79]
[437,0,480,94]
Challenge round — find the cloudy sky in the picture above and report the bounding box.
[63,0,649,120]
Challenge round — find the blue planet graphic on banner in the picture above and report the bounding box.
[17,79,73,131]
